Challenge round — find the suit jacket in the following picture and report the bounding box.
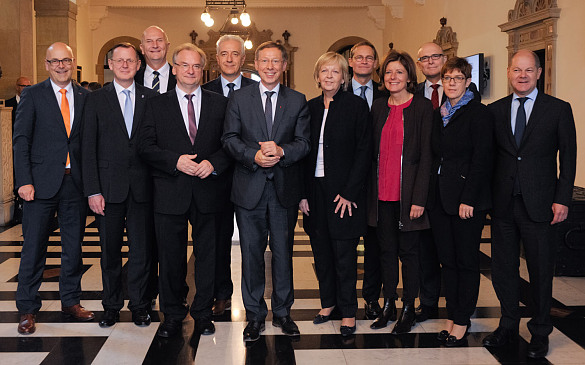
[13,79,89,199]
[81,82,156,203]
[139,87,231,215]
[222,84,310,210]
[367,94,433,231]
[427,100,493,215]
[302,90,372,239]
[135,63,177,92]
[5,96,17,126]
[202,75,257,96]
[489,92,576,222]
[372,80,389,102]
[416,81,481,104]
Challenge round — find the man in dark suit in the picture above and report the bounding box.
[348,40,387,320]
[482,49,577,359]
[222,41,310,342]
[139,43,231,338]
[14,42,94,334]
[5,76,32,125]
[82,43,156,328]
[135,26,176,93]
[202,34,257,317]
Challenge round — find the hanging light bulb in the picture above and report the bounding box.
[201,8,210,22]
[240,10,251,27]
[231,15,239,25]
[204,18,214,27]
[244,40,253,50]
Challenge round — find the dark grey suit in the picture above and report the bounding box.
[13,79,89,314]
[489,91,576,337]
[222,84,310,321]
[81,82,156,312]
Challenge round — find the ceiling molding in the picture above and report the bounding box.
[89,5,108,30]
[367,6,386,29]
[382,0,403,19]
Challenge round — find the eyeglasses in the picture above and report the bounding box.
[352,55,375,63]
[442,75,467,83]
[174,63,203,71]
[417,54,444,63]
[257,59,283,66]
[110,58,138,66]
[46,58,73,66]
[17,84,31,88]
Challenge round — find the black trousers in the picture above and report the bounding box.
[97,192,153,312]
[214,202,234,301]
[155,202,219,320]
[309,178,358,318]
[236,181,297,321]
[377,201,420,303]
[16,175,86,314]
[491,196,556,337]
[418,228,441,307]
[362,225,382,303]
[429,190,485,326]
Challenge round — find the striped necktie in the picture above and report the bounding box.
[152,70,160,93]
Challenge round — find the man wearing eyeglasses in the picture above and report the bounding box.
[136,26,176,94]
[82,43,156,329]
[13,42,93,335]
[347,40,388,321]
[5,76,32,125]
[139,43,230,338]
[202,34,257,317]
[222,41,310,342]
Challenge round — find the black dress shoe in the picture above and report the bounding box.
[482,326,518,347]
[313,314,330,324]
[364,300,381,320]
[340,325,356,337]
[370,298,397,329]
[243,321,265,342]
[99,310,119,328]
[195,317,215,335]
[392,303,416,334]
[132,309,151,327]
[437,330,450,342]
[272,315,300,336]
[527,335,549,359]
[445,334,469,347]
[156,318,183,338]
[416,304,439,323]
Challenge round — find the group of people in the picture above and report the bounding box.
[10,23,576,359]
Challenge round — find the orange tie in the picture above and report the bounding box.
[59,89,71,167]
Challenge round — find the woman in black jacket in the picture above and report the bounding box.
[428,57,493,346]
[300,52,371,336]
[367,50,433,334]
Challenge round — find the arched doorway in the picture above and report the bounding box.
[96,36,143,85]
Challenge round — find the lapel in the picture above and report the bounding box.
[195,88,214,144]
[104,83,129,138]
[250,86,269,140]
[311,94,326,149]
[500,94,516,150]
[132,84,147,139]
[520,92,545,148]
[271,85,288,139]
[41,79,70,137]
[167,90,193,146]
[70,83,86,136]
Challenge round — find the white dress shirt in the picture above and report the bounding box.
[510,87,538,132]
[50,80,74,168]
[176,86,202,134]
[220,74,243,97]
[259,82,280,121]
[423,79,444,105]
[144,63,170,93]
[113,80,136,118]
[351,78,374,109]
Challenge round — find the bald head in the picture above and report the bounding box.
[15,76,32,96]
[45,42,75,88]
[46,42,73,60]
[416,42,446,83]
[140,26,170,69]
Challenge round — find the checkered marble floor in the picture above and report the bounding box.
[1,215,585,364]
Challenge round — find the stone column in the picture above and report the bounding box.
[34,0,78,82]
[0,107,13,225]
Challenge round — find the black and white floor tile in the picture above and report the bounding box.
[1,215,585,364]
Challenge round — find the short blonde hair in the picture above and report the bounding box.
[172,43,207,68]
[313,52,350,91]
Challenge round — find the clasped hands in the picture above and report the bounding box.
[255,141,283,168]
[176,154,214,178]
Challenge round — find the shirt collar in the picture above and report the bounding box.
[113,80,136,95]
[220,74,242,89]
[50,79,73,95]
[259,82,280,95]
[351,78,373,92]
[513,87,538,102]
[145,62,170,77]
[425,79,442,88]
[175,84,201,101]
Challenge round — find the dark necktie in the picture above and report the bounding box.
[186,94,197,144]
[265,91,275,138]
[152,70,160,93]
[227,83,235,98]
[514,97,528,147]
[359,85,367,100]
[431,84,440,110]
